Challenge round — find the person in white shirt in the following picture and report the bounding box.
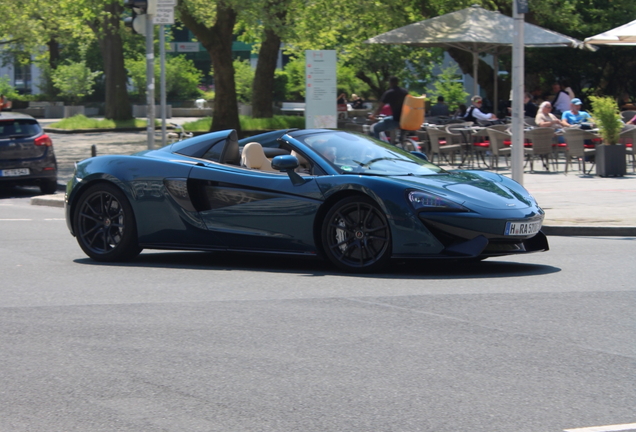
[464,95,498,123]
[550,82,571,115]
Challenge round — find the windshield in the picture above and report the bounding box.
[297,131,446,176]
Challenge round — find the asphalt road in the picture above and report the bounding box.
[1,189,635,432]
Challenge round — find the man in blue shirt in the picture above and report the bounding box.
[562,98,592,127]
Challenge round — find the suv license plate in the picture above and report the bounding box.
[1,168,30,177]
[505,220,541,236]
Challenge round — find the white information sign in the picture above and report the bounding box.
[153,7,175,24]
[176,42,200,52]
[305,50,337,129]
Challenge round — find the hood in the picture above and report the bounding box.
[388,170,535,210]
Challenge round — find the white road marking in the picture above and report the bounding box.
[564,423,636,432]
[0,218,65,221]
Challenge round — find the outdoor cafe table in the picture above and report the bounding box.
[448,125,487,168]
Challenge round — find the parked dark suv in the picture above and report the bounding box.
[0,113,58,194]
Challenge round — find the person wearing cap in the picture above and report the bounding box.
[561,98,592,127]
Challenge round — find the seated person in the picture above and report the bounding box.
[524,92,538,117]
[535,101,563,130]
[535,101,566,144]
[627,114,636,125]
[429,96,450,116]
[464,95,498,123]
[350,94,364,109]
[561,98,592,127]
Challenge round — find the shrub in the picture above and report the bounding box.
[0,76,19,100]
[51,61,102,105]
[589,96,622,145]
[232,59,254,104]
[126,55,203,101]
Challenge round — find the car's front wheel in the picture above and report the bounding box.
[321,195,392,272]
[73,183,142,262]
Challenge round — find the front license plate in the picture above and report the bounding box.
[505,220,541,236]
[1,168,30,177]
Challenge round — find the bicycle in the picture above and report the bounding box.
[366,114,421,152]
[167,123,194,143]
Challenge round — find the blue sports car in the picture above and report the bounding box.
[65,128,548,272]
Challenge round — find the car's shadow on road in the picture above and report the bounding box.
[74,250,560,280]
[0,186,43,198]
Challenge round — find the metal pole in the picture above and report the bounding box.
[493,53,499,117]
[511,1,525,184]
[472,51,479,97]
[160,24,167,148]
[146,14,155,150]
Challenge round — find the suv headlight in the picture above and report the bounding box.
[407,190,468,212]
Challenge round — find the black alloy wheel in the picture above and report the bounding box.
[73,183,141,262]
[321,195,392,272]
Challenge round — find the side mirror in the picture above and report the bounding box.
[272,155,306,186]
[272,155,299,171]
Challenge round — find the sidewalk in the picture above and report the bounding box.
[31,121,636,236]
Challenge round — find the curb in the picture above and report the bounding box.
[541,225,636,237]
[28,192,636,237]
[44,127,149,134]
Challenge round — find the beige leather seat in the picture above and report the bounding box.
[241,142,277,172]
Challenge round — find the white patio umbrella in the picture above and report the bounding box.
[365,5,588,113]
[585,19,636,45]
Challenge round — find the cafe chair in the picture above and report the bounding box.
[415,130,430,155]
[524,117,537,127]
[486,126,512,170]
[562,128,598,175]
[445,123,484,167]
[426,126,461,165]
[524,127,558,172]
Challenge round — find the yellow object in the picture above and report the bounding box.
[400,95,426,131]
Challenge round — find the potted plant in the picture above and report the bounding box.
[590,95,626,177]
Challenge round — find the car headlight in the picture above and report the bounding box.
[407,190,468,212]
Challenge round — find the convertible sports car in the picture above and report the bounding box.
[64,128,548,272]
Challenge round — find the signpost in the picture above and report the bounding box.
[305,50,337,129]
[511,0,526,184]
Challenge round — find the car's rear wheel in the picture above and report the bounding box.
[73,183,141,262]
[321,195,392,272]
[39,180,58,194]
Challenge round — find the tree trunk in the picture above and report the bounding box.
[96,2,132,120]
[179,3,240,135]
[252,28,281,118]
[47,38,60,69]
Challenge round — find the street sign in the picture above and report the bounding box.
[148,0,176,16]
[153,7,174,24]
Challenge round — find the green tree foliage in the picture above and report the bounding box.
[0,77,20,100]
[233,59,255,103]
[428,65,469,112]
[126,55,203,101]
[51,61,102,105]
